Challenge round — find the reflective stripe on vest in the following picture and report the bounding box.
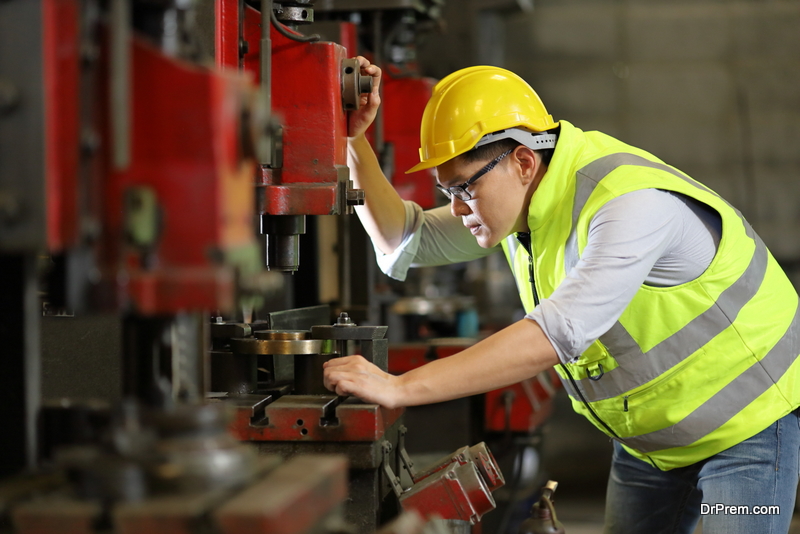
[560,153,770,403]
[624,304,800,452]
[551,152,800,453]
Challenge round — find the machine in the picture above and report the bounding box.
[0,0,506,532]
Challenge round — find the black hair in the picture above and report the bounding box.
[457,126,560,167]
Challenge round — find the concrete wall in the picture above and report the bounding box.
[419,0,800,278]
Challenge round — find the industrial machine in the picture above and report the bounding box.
[0,0,506,532]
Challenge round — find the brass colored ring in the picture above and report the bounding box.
[255,330,309,340]
[231,338,322,355]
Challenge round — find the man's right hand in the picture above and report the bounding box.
[348,56,382,138]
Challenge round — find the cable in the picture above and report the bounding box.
[270,9,320,43]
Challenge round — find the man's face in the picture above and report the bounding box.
[436,149,530,248]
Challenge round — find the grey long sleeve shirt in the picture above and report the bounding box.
[374,188,722,365]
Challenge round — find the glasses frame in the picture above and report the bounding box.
[436,148,514,201]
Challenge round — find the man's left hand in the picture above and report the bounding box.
[323,355,402,408]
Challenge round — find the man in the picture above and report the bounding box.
[323,57,800,534]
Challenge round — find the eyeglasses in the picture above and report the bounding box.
[436,149,514,201]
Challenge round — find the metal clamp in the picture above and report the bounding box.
[398,425,417,481]
[382,441,404,499]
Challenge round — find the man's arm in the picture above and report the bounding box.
[322,318,559,408]
[347,57,406,255]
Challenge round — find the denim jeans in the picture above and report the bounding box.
[603,410,800,534]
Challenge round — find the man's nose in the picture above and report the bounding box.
[450,195,471,217]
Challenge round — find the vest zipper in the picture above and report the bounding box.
[516,231,628,444]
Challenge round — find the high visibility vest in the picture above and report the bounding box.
[502,120,800,470]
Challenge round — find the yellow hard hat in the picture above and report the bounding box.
[406,66,558,173]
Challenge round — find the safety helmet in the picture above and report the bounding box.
[406,66,558,173]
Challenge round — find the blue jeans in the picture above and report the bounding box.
[603,410,800,534]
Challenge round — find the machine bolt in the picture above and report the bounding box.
[239,38,249,57]
[335,312,355,326]
[447,471,456,480]
[0,79,20,115]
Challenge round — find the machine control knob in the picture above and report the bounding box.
[341,58,374,111]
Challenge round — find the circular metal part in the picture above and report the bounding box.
[275,5,314,24]
[255,330,309,340]
[341,58,373,111]
[358,74,372,94]
[265,233,300,271]
[262,215,307,272]
[231,337,323,355]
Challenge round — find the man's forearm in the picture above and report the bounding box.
[395,319,560,406]
[348,134,407,254]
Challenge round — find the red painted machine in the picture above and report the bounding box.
[389,343,561,434]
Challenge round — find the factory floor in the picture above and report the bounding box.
[539,392,800,534]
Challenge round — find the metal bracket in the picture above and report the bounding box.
[398,425,417,482]
[381,441,404,499]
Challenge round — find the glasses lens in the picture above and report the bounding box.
[453,187,470,201]
[436,184,452,199]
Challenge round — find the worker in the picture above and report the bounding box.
[323,57,800,534]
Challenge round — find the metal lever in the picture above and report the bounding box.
[320,395,347,427]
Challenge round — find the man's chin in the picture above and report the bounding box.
[474,233,499,249]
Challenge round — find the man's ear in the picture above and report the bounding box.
[513,146,538,186]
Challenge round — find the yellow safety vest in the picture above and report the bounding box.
[502,120,800,470]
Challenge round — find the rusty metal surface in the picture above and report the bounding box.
[214,455,348,534]
[230,395,404,443]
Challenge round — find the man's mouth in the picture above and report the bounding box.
[466,223,481,235]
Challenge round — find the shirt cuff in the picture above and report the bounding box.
[526,300,588,365]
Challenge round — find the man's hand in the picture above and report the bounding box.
[323,355,402,408]
[348,57,381,138]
